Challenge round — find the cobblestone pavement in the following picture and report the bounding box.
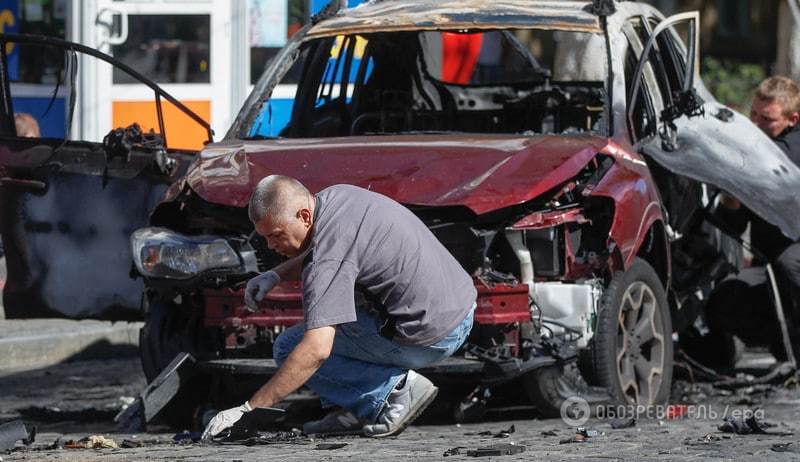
[2,358,800,461]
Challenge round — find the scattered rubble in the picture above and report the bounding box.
[610,418,636,429]
[464,424,515,438]
[560,427,605,444]
[718,415,793,436]
[315,443,348,450]
[443,443,525,457]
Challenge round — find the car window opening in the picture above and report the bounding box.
[246,29,608,139]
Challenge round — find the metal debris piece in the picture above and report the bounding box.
[443,447,469,457]
[610,418,636,429]
[577,427,604,438]
[718,415,793,436]
[115,353,207,432]
[467,443,526,457]
[772,442,800,453]
[465,424,515,438]
[0,420,34,452]
[315,443,348,450]
[560,427,604,444]
[541,429,558,437]
[121,439,143,448]
[217,430,303,446]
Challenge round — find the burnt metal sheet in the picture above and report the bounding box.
[185,135,609,215]
[641,101,800,241]
[200,357,487,376]
[305,0,602,39]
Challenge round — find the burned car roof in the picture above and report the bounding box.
[305,0,602,39]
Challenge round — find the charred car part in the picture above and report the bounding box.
[0,34,212,319]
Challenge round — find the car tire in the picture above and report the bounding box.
[139,294,217,428]
[523,364,567,418]
[589,257,673,406]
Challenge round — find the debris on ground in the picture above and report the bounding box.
[559,427,605,444]
[173,431,203,444]
[718,415,793,436]
[772,442,800,453]
[464,424,515,438]
[443,443,525,457]
[610,418,636,429]
[315,442,348,450]
[0,420,35,451]
[63,435,118,449]
[684,434,731,447]
[217,430,304,446]
[540,429,558,437]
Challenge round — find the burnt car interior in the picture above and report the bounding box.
[0,34,212,319]
[249,29,607,138]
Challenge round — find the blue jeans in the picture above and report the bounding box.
[273,305,474,422]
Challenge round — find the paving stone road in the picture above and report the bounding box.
[2,357,800,461]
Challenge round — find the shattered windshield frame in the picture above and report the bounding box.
[237,26,610,140]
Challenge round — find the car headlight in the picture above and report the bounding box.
[131,227,242,279]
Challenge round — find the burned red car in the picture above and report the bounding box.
[130,0,800,421]
[5,0,800,425]
[132,0,688,419]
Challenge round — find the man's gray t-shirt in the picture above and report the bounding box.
[301,185,477,346]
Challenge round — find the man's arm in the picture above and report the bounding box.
[271,247,311,281]
[248,325,335,408]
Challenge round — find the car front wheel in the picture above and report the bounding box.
[590,257,673,406]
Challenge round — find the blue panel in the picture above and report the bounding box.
[0,0,20,80]
[249,98,294,137]
[311,0,363,15]
[12,97,67,139]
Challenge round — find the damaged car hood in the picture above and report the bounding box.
[185,135,608,215]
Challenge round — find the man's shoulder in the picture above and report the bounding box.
[776,125,800,164]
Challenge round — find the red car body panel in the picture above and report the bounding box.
[190,136,666,340]
[182,135,609,215]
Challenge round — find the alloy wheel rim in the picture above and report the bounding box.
[615,282,665,405]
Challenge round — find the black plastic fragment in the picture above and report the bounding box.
[444,443,525,457]
[610,418,636,429]
[465,424,515,438]
[315,442,348,450]
[718,415,792,436]
[468,443,526,457]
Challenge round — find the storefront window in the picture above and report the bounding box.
[249,0,307,84]
[112,14,211,84]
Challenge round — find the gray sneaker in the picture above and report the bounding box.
[363,370,439,438]
[302,408,364,436]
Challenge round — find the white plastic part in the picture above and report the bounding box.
[534,281,602,348]
[504,230,534,297]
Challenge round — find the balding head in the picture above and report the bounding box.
[249,175,313,224]
[249,175,315,257]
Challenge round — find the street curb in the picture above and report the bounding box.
[0,320,142,372]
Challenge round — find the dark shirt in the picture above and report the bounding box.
[716,124,800,261]
[301,185,477,346]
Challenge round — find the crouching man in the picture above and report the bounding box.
[202,175,476,438]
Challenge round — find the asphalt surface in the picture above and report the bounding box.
[2,357,800,461]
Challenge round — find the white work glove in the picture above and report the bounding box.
[244,271,281,311]
[201,401,252,440]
